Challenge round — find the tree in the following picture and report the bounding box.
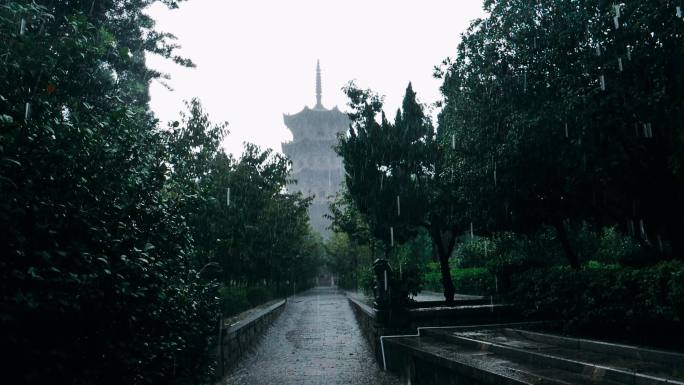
[0,2,218,384]
[337,82,468,302]
[438,0,684,265]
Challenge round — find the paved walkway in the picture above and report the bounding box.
[223,287,402,385]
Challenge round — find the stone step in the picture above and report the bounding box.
[385,335,624,385]
[383,326,684,385]
[421,328,683,385]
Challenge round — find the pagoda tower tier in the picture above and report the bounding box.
[281,61,349,237]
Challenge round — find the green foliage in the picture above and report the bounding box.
[509,261,684,348]
[0,1,323,384]
[219,285,283,317]
[325,228,377,292]
[337,82,469,301]
[245,285,274,307]
[423,264,496,296]
[0,1,222,384]
[358,266,376,295]
[438,0,684,263]
[219,286,250,316]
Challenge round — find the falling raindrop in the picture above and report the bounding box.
[639,219,648,241]
[614,4,621,19]
[599,75,606,91]
[226,187,230,206]
[677,6,682,18]
[470,222,474,239]
[595,44,601,56]
[626,46,632,61]
[452,133,455,150]
[564,122,569,138]
[613,16,620,29]
[657,235,664,253]
[618,57,623,72]
[384,270,388,292]
[523,70,527,93]
[396,195,401,217]
[643,122,653,138]
[493,163,497,187]
[627,220,635,236]
[24,102,31,122]
[390,226,394,247]
[20,18,26,35]
[380,174,384,190]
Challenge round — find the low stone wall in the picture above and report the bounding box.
[348,293,524,370]
[347,295,409,362]
[220,299,286,373]
[348,296,379,354]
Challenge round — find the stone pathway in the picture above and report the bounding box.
[223,287,402,385]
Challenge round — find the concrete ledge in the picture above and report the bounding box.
[221,299,286,372]
[347,295,377,319]
[347,295,381,356]
[432,331,683,385]
[507,329,684,367]
[387,326,684,385]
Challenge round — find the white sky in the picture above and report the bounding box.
[145,0,486,157]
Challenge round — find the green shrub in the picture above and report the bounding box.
[358,266,376,295]
[246,286,274,307]
[452,267,496,295]
[509,261,684,348]
[219,286,249,316]
[454,238,494,268]
[422,261,444,292]
[422,263,496,295]
[220,285,282,316]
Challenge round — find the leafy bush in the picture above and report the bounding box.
[509,261,684,348]
[454,238,494,268]
[423,263,496,296]
[246,286,274,307]
[220,286,250,316]
[452,267,496,295]
[358,266,376,295]
[220,285,282,317]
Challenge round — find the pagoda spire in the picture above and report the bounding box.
[315,60,322,108]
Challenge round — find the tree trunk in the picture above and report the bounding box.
[430,227,456,303]
[438,250,456,303]
[554,219,580,269]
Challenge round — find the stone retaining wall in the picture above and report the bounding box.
[348,296,378,354]
[347,295,407,361]
[220,299,286,373]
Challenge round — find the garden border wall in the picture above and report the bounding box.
[220,298,286,374]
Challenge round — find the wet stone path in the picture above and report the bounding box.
[223,287,402,385]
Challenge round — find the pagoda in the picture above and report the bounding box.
[282,61,349,237]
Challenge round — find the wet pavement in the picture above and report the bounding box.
[223,287,402,385]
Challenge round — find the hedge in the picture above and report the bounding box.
[423,263,496,295]
[508,261,684,349]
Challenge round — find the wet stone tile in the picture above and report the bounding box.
[223,287,402,385]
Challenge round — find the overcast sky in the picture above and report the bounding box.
[145,0,487,157]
